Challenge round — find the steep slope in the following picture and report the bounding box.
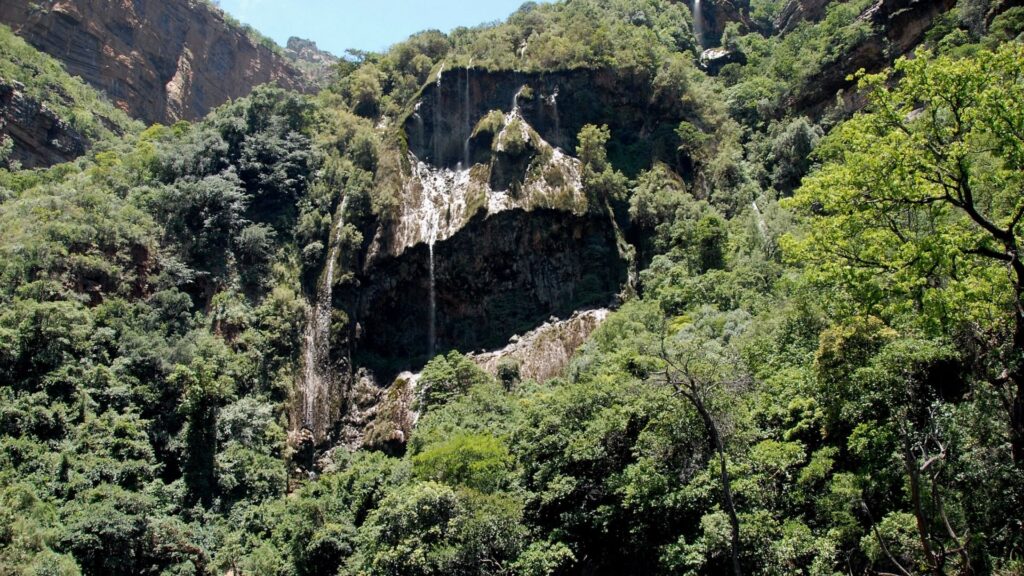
[785,0,958,116]
[0,24,138,168]
[0,0,308,125]
[7,0,1024,574]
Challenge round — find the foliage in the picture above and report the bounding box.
[0,24,139,152]
[3,1,1023,575]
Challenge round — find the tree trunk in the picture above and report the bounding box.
[1010,315,1024,466]
[904,439,946,576]
[693,395,743,576]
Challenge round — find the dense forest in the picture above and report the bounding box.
[2,0,1024,574]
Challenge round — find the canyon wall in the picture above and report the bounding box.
[0,0,307,125]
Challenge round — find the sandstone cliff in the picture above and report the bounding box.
[0,0,308,125]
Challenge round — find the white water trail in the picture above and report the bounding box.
[412,101,425,153]
[511,85,527,112]
[301,200,347,437]
[433,63,445,164]
[463,64,472,169]
[752,200,769,241]
[547,87,561,149]
[427,200,441,358]
[693,0,704,47]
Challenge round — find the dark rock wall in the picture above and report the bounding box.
[0,0,306,125]
[353,208,626,377]
[405,68,686,176]
[786,0,958,117]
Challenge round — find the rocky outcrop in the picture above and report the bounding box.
[295,69,646,448]
[356,206,624,374]
[353,71,637,378]
[699,47,748,75]
[0,0,306,124]
[284,37,339,88]
[775,0,832,34]
[472,308,610,383]
[787,0,958,117]
[0,79,87,168]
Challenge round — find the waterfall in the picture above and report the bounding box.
[428,243,437,358]
[427,197,442,358]
[752,200,769,241]
[547,87,561,149]
[433,63,445,164]
[463,65,472,169]
[412,101,425,153]
[693,0,704,47]
[411,161,465,360]
[300,199,347,438]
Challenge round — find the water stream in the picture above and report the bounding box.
[547,87,561,149]
[752,200,768,241]
[463,64,472,169]
[300,199,348,437]
[693,0,704,47]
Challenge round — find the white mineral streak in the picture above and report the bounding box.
[387,112,587,257]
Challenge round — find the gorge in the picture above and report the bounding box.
[2,0,1023,574]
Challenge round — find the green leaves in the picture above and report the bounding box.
[413,433,513,494]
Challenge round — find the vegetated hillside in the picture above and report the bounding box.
[1,0,1024,575]
[0,24,140,168]
[0,0,309,125]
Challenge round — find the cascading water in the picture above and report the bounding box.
[463,64,472,169]
[404,160,473,359]
[511,85,527,112]
[693,0,704,47]
[412,101,425,153]
[300,198,348,439]
[433,63,445,163]
[547,87,561,149]
[752,200,769,241]
[428,211,439,358]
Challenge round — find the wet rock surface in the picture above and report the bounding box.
[355,208,625,379]
[404,67,687,176]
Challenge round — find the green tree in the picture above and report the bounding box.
[172,355,235,506]
[786,44,1024,466]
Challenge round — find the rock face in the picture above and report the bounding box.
[297,68,655,449]
[404,67,687,176]
[284,37,339,87]
[472,309,611,383]
[0,79,87,167]
[786,0,958,117]
[0,0,306,124]
[356,147,623,380]
[774,0,832,34]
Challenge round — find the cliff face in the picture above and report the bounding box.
[783,0,958,116]
[472,309,611,383]
[0,79,87,168]
[404,67,688,177]
[0,0,307,125]
[295,68,654,448]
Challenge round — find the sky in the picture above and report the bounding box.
[215,0,551,56]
